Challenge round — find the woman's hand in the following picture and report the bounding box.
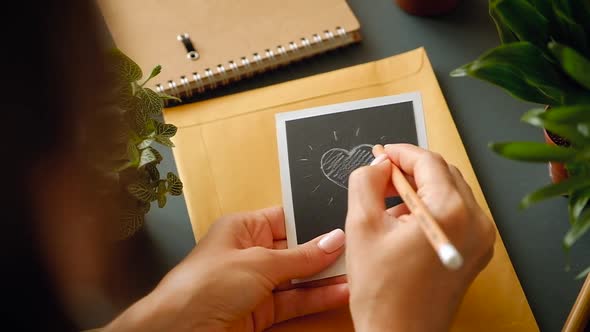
[106,207,347,332]
[345,144,496,332]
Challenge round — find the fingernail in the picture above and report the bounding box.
[370,154,388,166]
[335,283,349,294]
[318,229,345,254]
[384,144,392,148]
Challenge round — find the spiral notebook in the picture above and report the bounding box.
[96,0,361,102]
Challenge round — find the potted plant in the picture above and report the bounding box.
[102,49,184,239]
[451,0,590,277]
[394,0,460,16]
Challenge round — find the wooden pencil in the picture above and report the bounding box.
[372,144,463,270]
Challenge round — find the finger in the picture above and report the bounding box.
[221,206,287,249]
[294,275,347,289]
[301,275,347,287]
[372,145,401,197]
[386,203,409,217]
[447,165,476,203]
[273,240,287,249]
[273,283,349,323]
[273,239,337,291]
[397,214,414,223]
[346,158,392,236]
[404,174,418,191]
[382,144,435,176]
[447,165,496,238]
[276,275,347,291]
[372,144,384,157]
[265,229,346,283]
[383,144,455,188]
[258,206,287,240]
[383,144,468,220]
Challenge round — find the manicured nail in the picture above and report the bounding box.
[370,154,388,166]
[384,144,393,148]
[335,283,349,294]
[318,229,345,253]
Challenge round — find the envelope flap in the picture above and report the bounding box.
[163,48,539,332]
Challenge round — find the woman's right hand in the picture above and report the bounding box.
[345,144,496,332]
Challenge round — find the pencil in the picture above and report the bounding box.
[372,144,463,270]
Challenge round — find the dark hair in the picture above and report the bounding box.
[3,0,109,329]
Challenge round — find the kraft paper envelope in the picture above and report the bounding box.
[164,47,539,331]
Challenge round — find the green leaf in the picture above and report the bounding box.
[155,121,178,138]
[157,193,167,208]
[147,65,161,81]
[144,119,157,135]
[139,148,157,167]
[137,88,164,115]
[155,136,175,147]
[470,43,562,84]
[166,172,183,196]
[146,163,160,181]
[490,141,577,162]
[117,83,137,110]
[110,48,143,82]
[131,82,140,96]
[541,105,590,123]
[521,108,590,147]
[549,42,590,90]
[569,188,590,225]
[451,42,582,105]
[127,141,140,166]
[132,107,150,135]
[150,147,163,163]
[566,161,590,177]
[576,265,590,279]
[552,2,589,56]
[577,123,590,137]
[564,209,590,248]
[569,0,590,41]
[114,161,134,172]
[137,138,154,149]
[520,176,590,209]
[526,0,553,21]
[489,4,518,43]
[451,61,558,105]
[158,180,167,194]
[127,183,156,202]
[157,180,167,208]
[140,201,151,214]
[119,210,145,239]
[159,92,182,102]
[491,0,549,48]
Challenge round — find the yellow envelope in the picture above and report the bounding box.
[164,47,539,331]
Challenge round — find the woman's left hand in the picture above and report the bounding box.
[106,206,347,332]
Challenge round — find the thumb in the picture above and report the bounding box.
[265,229,345,283]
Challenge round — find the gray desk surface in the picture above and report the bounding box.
[122,1,590,331]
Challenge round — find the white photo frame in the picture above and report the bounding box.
[275,92,428,282]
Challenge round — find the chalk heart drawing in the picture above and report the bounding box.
[320,144,375,189]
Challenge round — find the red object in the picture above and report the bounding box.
[395,0,460,16]
[544,129,569,183]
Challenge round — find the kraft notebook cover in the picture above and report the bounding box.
[96,0,361,101]
[163,48,539,331]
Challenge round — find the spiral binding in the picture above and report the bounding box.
[156,26,357,102]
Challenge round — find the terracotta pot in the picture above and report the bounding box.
[544,129,569,184]
[395,0,460,16]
